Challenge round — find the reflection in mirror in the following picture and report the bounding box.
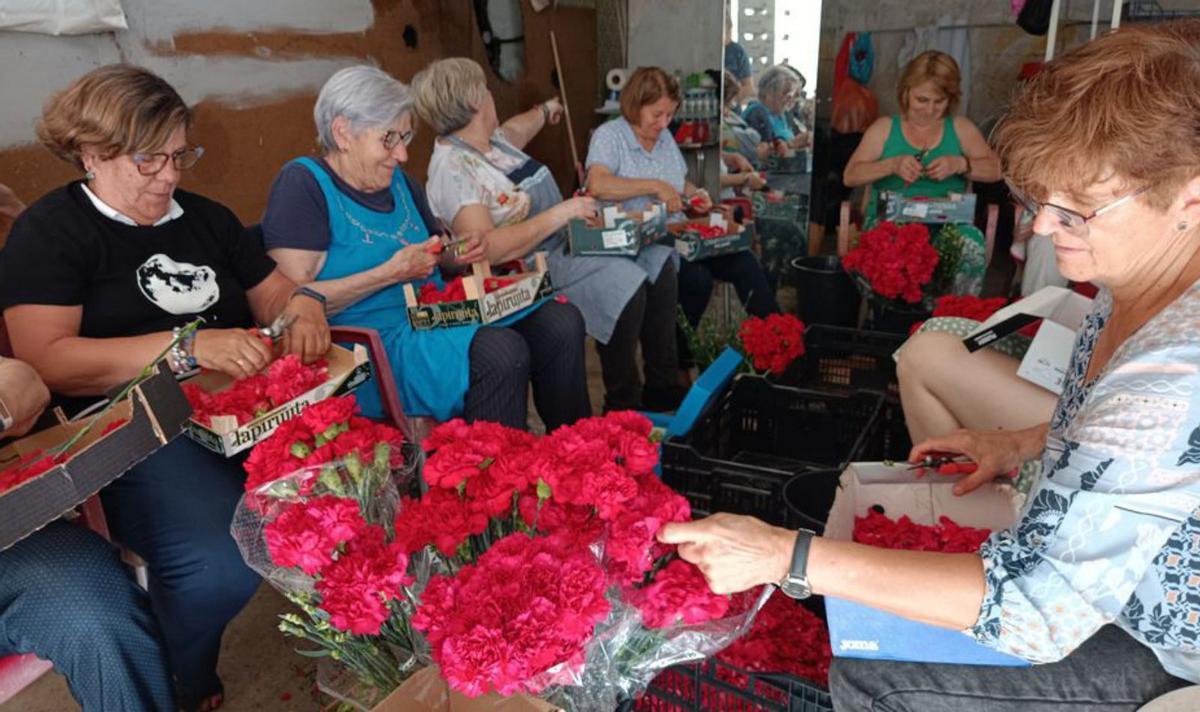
[721,0,823,296]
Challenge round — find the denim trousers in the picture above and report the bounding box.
[830,625,1191,711]
[100,436,262,708]
[0,520,176,710]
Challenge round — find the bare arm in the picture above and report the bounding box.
[500,98,561,151]
[954,116,1003,183]
[452,202,582,264]
[843,117,902,187]
[268,247,435,316]
[245,268,331,362]
[0,357,50,436]
[660,513,987,631]
[587,164,681,213]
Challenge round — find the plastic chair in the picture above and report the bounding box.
[328,326,408,433]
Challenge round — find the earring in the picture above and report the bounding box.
[84,170,95,181]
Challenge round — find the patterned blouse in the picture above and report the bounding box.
[972,282,1200,683]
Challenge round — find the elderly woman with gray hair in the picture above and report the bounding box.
[413,57,685,413]
[262,65,590,430]
[742,64,811,157]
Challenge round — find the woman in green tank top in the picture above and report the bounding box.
[844,50,1001,295]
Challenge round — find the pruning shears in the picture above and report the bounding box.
[259,312,297,344]
[906,451,978,476]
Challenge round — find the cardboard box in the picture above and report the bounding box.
[878,191,977,225]
[183,344,371,457]
[567,201,668,257]
[752,190,804,221]
[962,286,1093,394]
[823,462,1029,667]
[373,666,561,712]
[404,253,554,331]
[0,364,190,551]
[669,213,752,262]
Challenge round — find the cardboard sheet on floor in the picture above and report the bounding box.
[373,666,561,711]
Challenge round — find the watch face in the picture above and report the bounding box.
[780,576,811,600]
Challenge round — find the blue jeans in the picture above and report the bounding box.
[830,625,1190,711]
[0,520,175,711]
[100,437,261,708]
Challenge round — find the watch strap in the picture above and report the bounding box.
[789,528,815,582]
[292,286,327,312]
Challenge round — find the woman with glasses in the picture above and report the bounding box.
[741,65,811,158]
[262,65,590,430]
[661,20,1200,710]
[0,64,330,712]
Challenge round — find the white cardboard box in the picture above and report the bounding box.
[823,463,1028,666]
[962,286,1094,394]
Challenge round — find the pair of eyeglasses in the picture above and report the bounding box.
[131,147,205,176]
[381,129,415,150]
[1007,181,1148,236]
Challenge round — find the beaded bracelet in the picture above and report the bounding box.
[169,326,198,374]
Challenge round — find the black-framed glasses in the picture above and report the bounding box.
[131,146,205,175]
[1007,181,1148,236]
[381,129,414,150]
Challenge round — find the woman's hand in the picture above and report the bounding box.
[910,426,1044,495]
[447,232,488,265]
[756,142,772,162]
[0,359,50,437]
[925,155,969,181]
[686,188,713,213]
[542,97,565,125]
[384,239,439,283]
[724,152,755,174]
[655,182,684,213]
[744,172,767,191]
[772,138,790,158]
[193,328,274,380]
[657,512,796,595]
[790,132,813,150]
[557,195,598,222]
[280,296,330,363]
[891,154,924,184]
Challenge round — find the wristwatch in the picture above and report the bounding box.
[779,528,816,599]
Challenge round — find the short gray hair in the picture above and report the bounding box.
[314,65,413,153]
[757,65,799,102]
[411,58,489,136]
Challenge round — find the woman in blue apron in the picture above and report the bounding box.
[415,57,685,413]
[262,65,590,430]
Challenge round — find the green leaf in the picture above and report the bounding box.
[290,441,312,458]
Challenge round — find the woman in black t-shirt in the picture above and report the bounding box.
[0,65,329,712]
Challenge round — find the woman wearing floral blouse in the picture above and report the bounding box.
[661,20,1200,710]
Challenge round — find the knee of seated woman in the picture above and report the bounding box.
[897,330,970,381]
[470,327,531,377]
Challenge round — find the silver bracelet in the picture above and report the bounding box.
[169,327,198,374]
[538,102,551,122]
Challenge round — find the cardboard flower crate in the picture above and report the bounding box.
[752,190,805,221]
[567,201,668,257]
[0,364,190,551]
[823,463,1029,666]
[183,344,371,457]
[404,253,553,330]
[660,376,883,525]
[878,190,977,225]
[669,213,752,262]
[370,665,561,711]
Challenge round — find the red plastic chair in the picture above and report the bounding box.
[329,326,407,432]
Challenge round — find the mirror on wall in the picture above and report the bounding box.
[720,0,823,291]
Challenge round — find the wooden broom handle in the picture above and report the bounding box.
[550,31,583,186]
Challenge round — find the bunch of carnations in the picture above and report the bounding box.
[182,353,329,426]
[853,507,991,553]
[0,450,66,496]
[738,314,806,376]
[230,396,424,704]
[395,413,765,708]
[716,591,831,686]
[417,275,520,305]
[842,221,939,305]
[679,222,728,239]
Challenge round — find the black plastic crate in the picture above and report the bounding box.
[632,658,832,712]
[858,399,913,463]
[792,325,906,398]
[662,377,884,526]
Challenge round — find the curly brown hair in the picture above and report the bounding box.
[37,64,190,171]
